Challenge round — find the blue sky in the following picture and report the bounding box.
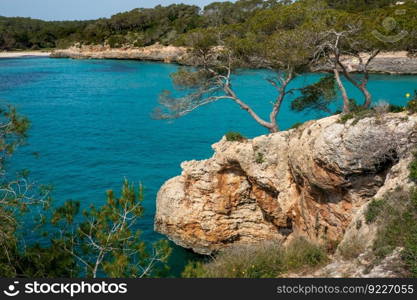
[0,0,232,21]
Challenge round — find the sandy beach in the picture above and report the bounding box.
[0,51,51,58]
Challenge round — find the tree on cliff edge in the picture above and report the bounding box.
[314,26,381,113]
[153,28,318,133]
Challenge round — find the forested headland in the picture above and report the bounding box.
[1,0,417,52]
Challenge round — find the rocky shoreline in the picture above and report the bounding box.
[155,112,416,277]
[155,112,417,255]
[314,51,417,75]
[50,44,194,65]
[0,51,51,58]
[51,46,417,74]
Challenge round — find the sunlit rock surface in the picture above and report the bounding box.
[155,112,417,256]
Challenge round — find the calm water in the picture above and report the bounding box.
[0,57,416,274]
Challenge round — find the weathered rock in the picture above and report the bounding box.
[314,51,417,74]
[51,44,193,64]
[286,247,408,278]
[51,46,417,74]
[155,112,417,255]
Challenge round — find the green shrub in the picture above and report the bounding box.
[107,35,127,48]
[403,239,417,278]
[339,113,354,124]
[225,131,246,142]
[255,152,265,164]
[282,238,327,270]
[389,104,405,113]
[181,237,327,278]
[406,100,417,114]
[370,187,417,277]
[406,92,417,114]
[409,152,417,182]
[338,100,371,124]
[365,199,386,224]
[181,261,208,278]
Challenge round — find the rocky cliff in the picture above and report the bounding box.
[155,112,417,258]
[50,44,192,64]
[315,51,417,75]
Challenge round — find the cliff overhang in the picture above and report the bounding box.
[154,112,417,255]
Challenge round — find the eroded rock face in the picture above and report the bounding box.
[314,52,417,75]
[155,113,417,254]
[51,44,192,64]
[52,47,417,74]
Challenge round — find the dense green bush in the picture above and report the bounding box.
[409,152,417,182]
[107,35,127,48]
[255,152,265,164]
[225,131,246,142]
[365,199,387,224]
[389,104,405,113]
[370,187,417,277]
[182,237,327,278]
[3,0,417,53]
[339,113,355,124]
[406,92,417,114]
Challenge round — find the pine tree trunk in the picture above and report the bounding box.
[334,69,350,113]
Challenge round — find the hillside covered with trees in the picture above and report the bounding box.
[1,0,417,51]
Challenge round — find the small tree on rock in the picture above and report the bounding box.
[154,28,317,133]
[314,27,380,113]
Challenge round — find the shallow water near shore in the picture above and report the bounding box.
[0,57,416,275]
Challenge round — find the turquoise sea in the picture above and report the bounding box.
[1,57,416,274]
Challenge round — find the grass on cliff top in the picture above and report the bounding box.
[181,237,327,278]
[364,148,417,277]
[336,95,417,125]
[366,185,417,277]
[338,102,408,125]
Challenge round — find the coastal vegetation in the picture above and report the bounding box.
[154,26,316,133]
[153,0,405,132]
[365,186,417,277]
[172,102,417,278]
[182,237,327,278]
[0,105,171,277]
[356,145,417,277]
[225,131,246,142]
[2,0,417,52]
[3,0,417,280]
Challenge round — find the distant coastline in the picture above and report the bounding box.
[50,44,192,65]
[3,47,417,75]
[0,51,51,58]
[51,46,417,75]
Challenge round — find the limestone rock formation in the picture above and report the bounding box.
[285,247,408,278]
[51,44,192,64]
[51,46,417,74]
[155,112,417,255]
[314,51,417,74]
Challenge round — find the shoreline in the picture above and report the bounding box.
[51,46,417,75]
[50,44,191,64]
[0,51,51,58]
[3,47,417,75]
